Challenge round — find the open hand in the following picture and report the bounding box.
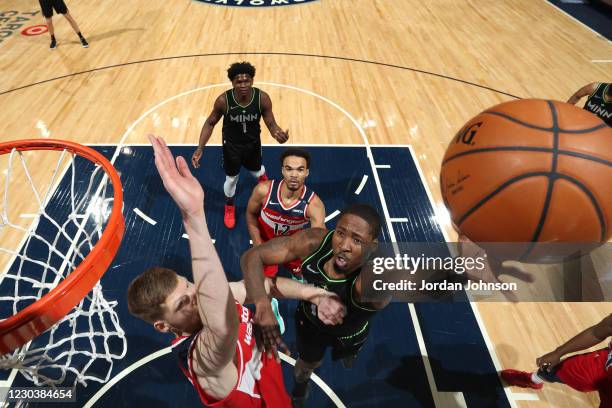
[149,134,204,219]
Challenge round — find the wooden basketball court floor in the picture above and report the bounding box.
[0,0,610,407]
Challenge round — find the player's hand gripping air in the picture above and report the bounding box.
[151,135,204,218]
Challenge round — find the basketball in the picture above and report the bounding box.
[440,99,612,262]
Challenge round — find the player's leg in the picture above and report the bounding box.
[39,0,56,48]
[331,323,370,369]
[243,140,267,183]
[293,305,327,407]
[222,141,241,229]
[56,0,88,48]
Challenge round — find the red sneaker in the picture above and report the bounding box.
[257,173,269,183]
[500,369,543,390]
[224,204,235,229]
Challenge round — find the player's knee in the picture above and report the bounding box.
[223,175,239,197]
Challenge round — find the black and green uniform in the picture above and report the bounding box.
[295,230,379,363]
[221,87,263,176]
[583,83,612,127]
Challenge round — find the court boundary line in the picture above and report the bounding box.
[542,0,611,43]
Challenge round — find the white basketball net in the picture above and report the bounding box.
[0,146,126,387]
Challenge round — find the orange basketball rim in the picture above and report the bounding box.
[0,139,124,355]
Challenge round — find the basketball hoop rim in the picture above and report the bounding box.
[0,139,125,355]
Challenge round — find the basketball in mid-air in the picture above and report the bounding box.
[440,99,612,262]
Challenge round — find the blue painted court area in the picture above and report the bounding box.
[5,145,510,407]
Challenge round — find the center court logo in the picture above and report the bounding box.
[195,0,317,7]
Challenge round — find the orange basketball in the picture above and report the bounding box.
[440,99,612,262]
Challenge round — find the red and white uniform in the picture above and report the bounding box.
[555,342,612,407]
[173,303,291,407]
[257,179,316,277]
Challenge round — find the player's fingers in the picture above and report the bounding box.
[276,337,290,357]
[150,135,168,168]
[176,156,195,180]
[155,137,176,174]
[318,311,332,325]
[147,134,159,149]
[157,136,177,171]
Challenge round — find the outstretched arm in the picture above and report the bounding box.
[149,135,238,382]
[536,313,612,371]
[192,95,226,168]
[240,228,328,358]
[567,82,598,105]
[261,91,289,144]
[230,278,345,326]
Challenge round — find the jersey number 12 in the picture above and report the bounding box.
[274,223,290,235]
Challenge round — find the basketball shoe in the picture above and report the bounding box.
[501,369,543,389]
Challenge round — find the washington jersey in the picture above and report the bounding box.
[222,88,262,143]
[583,83,612,126]
[258,179,316,241]
[173,303,290,407]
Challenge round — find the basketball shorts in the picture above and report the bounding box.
[295,303,369,364]
[222,138,262,177]
[39,0,68,18]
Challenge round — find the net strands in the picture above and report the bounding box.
[0,146,126,387]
